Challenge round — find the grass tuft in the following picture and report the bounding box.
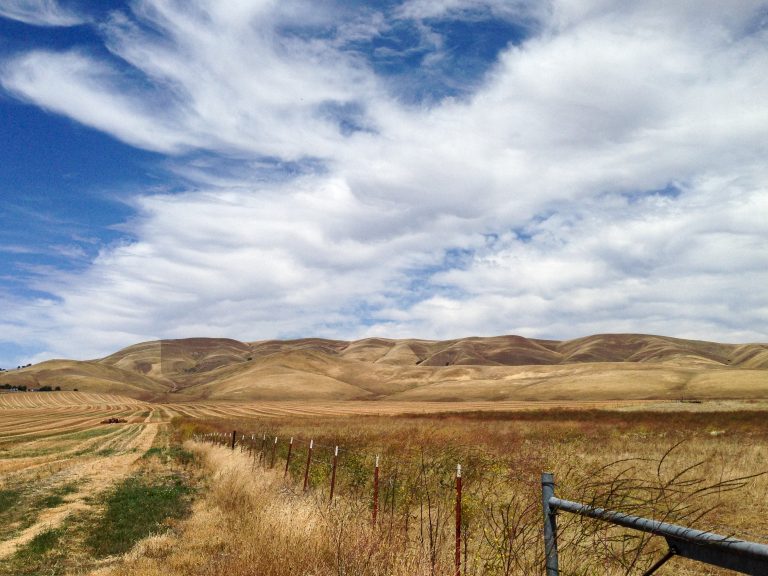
[1,528,66,576]
[142,445,195,466]
[20,528,63,557]
[0,489,20,512]
[85,473,193,557]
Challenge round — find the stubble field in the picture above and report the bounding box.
[1,392,767,575]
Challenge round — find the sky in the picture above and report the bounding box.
[0,0,767,367]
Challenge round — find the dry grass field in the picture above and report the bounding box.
[0,393,158,561]
[104,406,768,576]
[2,390,767,575]
[0,391,197,576]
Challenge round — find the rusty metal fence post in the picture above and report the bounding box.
[284,437,293,478]
[455,463,462,576]
[329,446,338,503]
[270,436,278,468]
[303,439,313,492]
[372,455,380,526]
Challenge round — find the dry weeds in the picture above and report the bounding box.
[98,443,438,576]
[101,409,768,576]
[4,393,767,575]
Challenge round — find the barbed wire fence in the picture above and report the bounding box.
[193,429,768,576]
[197,429,484,576]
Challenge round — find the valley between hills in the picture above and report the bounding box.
[3,333,768,403]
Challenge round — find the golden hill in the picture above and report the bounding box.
[0,359,170,400]
[1,334,767,402]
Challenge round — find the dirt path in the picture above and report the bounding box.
[0,423,159,559]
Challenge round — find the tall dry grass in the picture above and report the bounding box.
[98,442,444,576]
[101,410,768,576]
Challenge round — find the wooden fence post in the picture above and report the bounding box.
[284,437,293,478]
[303,439,313,492]
[372,455,380,526]
[230,430,237,450]
[455,463,462,576]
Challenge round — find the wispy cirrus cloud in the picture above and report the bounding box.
[2,50,192,153]
[0,0,85,27]
[0,0,767,366]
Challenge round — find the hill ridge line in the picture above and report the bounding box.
[2,333,766,402]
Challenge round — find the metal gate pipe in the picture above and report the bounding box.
[541,473,560,576]
[547,494,768,575]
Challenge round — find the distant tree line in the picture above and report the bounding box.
[1,364,33,371]
[0,384,62,391]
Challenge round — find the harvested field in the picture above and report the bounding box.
[3,390,768,575]
[0,395,152,447]
[160,397,768,419]
[0,392,144,409]
[0,392,159,562]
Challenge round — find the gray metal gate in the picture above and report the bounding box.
[542,472,768,575]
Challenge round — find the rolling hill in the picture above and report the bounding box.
[2,334,767,402]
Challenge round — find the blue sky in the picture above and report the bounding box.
[1,0,767,367]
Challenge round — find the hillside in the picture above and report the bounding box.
[0,359,171,400]
[1,334,767,402]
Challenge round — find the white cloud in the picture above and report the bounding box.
[375,173,768,342]
[0,0,84,27]
[98,1,381,160]
[2,0,768,364]
[4,177,466,360]
[396,0,546,22]
[3,2,381,158]
[1,50,193,153]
